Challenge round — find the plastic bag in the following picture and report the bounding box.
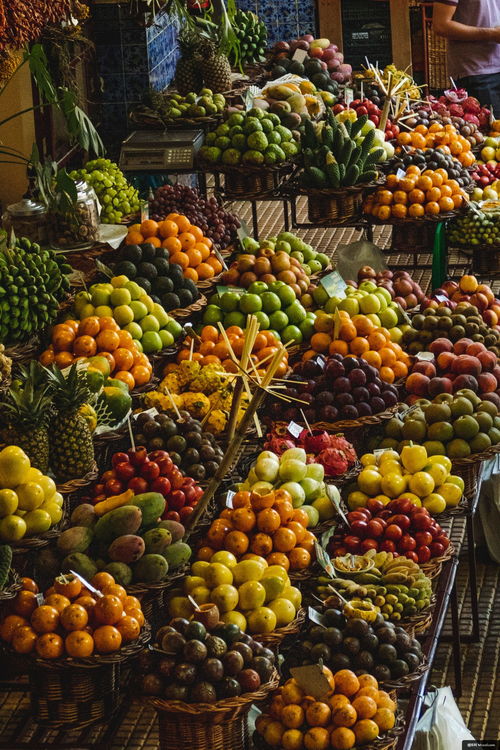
[478,455,500,563]
[335,238,387,282]
[412,687,474,750]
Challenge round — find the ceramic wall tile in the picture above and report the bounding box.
[96,44,123,73]
[123,44,148,74]
[101,72,126,102]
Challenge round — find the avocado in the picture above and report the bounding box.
[115,261,137,278]
[177,288,193,307]
[162,292,181,310]
[140,243,156,261]
[137,261,158,279]
[134,276,151,294]
[153,257,170,275]
[153,276,174,294]
[123,245,143,263]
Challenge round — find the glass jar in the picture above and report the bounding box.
[3,198,48,244]
[52,180,100,249]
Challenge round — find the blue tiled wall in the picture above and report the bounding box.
[235,0,317,46]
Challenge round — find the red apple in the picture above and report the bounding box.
[140,461,160,481]
[128,476,149,493]
[105,478,123,496]
[168,490,186,510]
[164,510,180,522]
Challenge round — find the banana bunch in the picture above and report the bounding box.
[300,111,383,189]
[230,9,267,66]
[315,549,433,622]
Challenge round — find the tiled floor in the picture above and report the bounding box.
[1,195,499,747]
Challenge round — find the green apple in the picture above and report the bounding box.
[299,317,315,339]
[254,457,280,482]
[94,305,113,318]
[110,287,131,306]
[220,292,239,313]
[80,303,96,318]
[248,281,268,296]
[359,293,381,314]
[277,286,296,307]
[281,448,306,462]
[141,330,163,353]
[152,303,170,328]
[140,314,160,332]
[308,259,322,274]
[279,481,306,508]
[124,281,143,300]
[285,301,307,325]
[254,311,270,330]
[224,311,246,328]
[338,297,359,315]
[300,477,322,501]
[378,307,399,329]
[74,291,92,316]
[129,301,148,321]
[113,305,134,326]
[91,285,111,307]
[159,329,174,348]
[165,318,183,339]
[139,295,155,313]
[261,292,281,314]
[276,240,291,253]
[291,251,304,264]
[239,294,262,314]
[305,463,325,482]
[301,504,319,527]
[359,280,378,293]
[269,310,288,331]
[312,286,329,306]
[279,459,307,482]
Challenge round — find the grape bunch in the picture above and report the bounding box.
[149,184,240,249]
[70,159,140,224]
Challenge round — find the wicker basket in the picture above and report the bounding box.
[56,461,99,495]
[419,541,455,580]
[149,670,280,750]
[224,168,275,198]
[4,336,41,363]
[425,17,449,90]
[0,569,22,602]
[253,608,306,647]
[451,444,500,497]
[169,293,208,320]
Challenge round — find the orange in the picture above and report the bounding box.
[305,702,331,727]
[125,231,144,245]
[285,521,306,542]
[93,625,122,653]
[146,236,161,248]
[197,262,215,280]
[224,530,250,556]
[31,606,59,634]
[179,232,196,250]
[310,332,330,353]
[44,594,71,614]
[288,547,311,570]
[281,704,305,729]
[379,366,395,383]
[257,508,281,534]
[275,500,295,524]
[339,322,357,342]
[39,349,55,366]
[273,527,297,552]
[282,729,305,750]
[304,727,330,750]
[446,179,461,194]
[232,490,251,508]
[159,220,179,238]
[170,251,190,269]
[376,691,396,711]
[184,267,198,282]
[332,703,357,727]
[425,186,441,203]
[194,241,211,261]
[391,361,408,379]
[250,532,273,557]
[391,203,407,219]
[232,506,256,532]
[206,256,222,273]
[452,193,464,208]
[357,675,379,691]
[162,236,182,253]
[298,530,316,554]
[201,325,219,343]
[65,630,95,657]
[116,614,141,642]
[13,590,38,618]
[35,632,64,659]
[425,201,440,215]
[385,174,399,188]
[140,219,159,238]
[351,696,377,719]
[73,595,97,614]
[188,224,204,242]
[399,176,417,192]
[416,175,433,191]
[397,132,412,146]
[328,694,350,712]
[175,214,191,233]
[91,572,115,590]
[439,196,455,212]
[251,491,275,512]
[0,614,28,643]
[165,212,180,223]
[367,331,386,351]
[335,670,360,697]
[78,316,101,337]
[377,190,393,206]
[266,552,290,570]
[197,545,218,560]
[373,708,396,731]
[330,727,356,750]
[96,329,120,352]
[351,315,374,336]
[408,203,425,218]
[115,371,136,390]
[392,190,408,205]
[362,350,381,369]
[11,625,37,654]
[408,188,425,204]
[113,347,135,371]
[406,165,421,176]
[353,719,379,744]
[349,336,370,356]
[123,596,142,614]
[436,167,448,180]
[282,680,305,705]
[54,351,74,368]
[98,316,120,332]
[130,365,151,386]
[379,347,396,366]
[60,604,89,632]
[93,595,123,625]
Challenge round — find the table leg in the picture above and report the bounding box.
[465,511,480,643]
[251,200,259,241]
[449,580,462,697]
[283,200,290,231]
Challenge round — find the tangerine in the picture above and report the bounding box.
[281,704,305,729]
[21,578,38,594]
[353,719,379,743]
[78,317,101,337]
[224,530,250,556]
[330,727,356,750]
[93,595,123,625]
[231,507,256,532]
[60,604,89,632]
[44,594,72,614]
[116,614,141,642]
[65,630,95,657]
[93,625,122,653]
[257,508,281,534]
[305,702,331,727]
[373,708,395,731]
[288,547,311,570]
[0,614,27,642]
[159,220,179,238]
[250,532,273,557]
[31,606,59,634]
[140,219,159,237]
[13,590,37,618]
[274,500,295,525]
[91,572,115,591]
[334,670,360,697]
[282,729,305,750]
[351,696,377,719]
[11,625,37,654]
[96,330,120,352]
[266,552,290,570]
[35,632,64,659]
[304,726,330,750]
[332,704,357,727]
[273,527,297,552]
[179,232,196,250]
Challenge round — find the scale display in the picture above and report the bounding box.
[119,130,204,171]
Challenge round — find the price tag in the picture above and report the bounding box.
[326,484,349,525]
[70,570,103,598]
[374,447,393,463]
[313,354,326,370]
[415,351,434,362]
[216,285,246,296]
[320,270,347,299]
[140,199,149,223]
[396,168,406,180]
[95,259,113,278]
[213,246,228,270]
[287,421,302,439]
[36,593,45,606]
[434,294,448,303]
[226,490,235,508]
[314,541,334,578]
[308,606,325,626]
[133,407,159,421]
[290,664,332,700]
[292,48,308,63]
[344,87,354,106]
[396,303,411,325]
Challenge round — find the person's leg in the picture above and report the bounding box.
[456,73,500,118]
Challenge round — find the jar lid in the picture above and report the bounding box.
[7,198,47,217]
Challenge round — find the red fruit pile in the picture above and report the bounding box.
[327,497,451,564]
[86,448,204,524]
[264,426,357,477]
[349,266,426,310]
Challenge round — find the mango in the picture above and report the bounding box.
[104,561,133,585]
[133,553,168,583]
[287,93,307,114]
[163,541,191,569]
[131,492,166,528]
[62,552,98,580]
[158,519,185,543]
[57,526,93,556]
[70,503,97,528]
[108,534,145,563]
[94,505,142,545]
[143,527,172,554]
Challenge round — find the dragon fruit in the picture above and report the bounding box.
[317,448,349,477]
[478,108,491,128]
[444,87,467,103]
[464,113,480,126]
[304,430,332,454]
[329,434,357,464]
[463,96,481,114]
[264,434,296,455]
[448,103,464,118]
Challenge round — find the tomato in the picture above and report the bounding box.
[360,538,378,552]
[164,510,180,522]
[417,546,431,563]
[344,535,361,554]
[398,534,417,552]
[388,514,410,531]
[114,462,136,481]
[140,461,160,481]
[405,551,419,563]
[380,540,396,553]
[384,524,403,542]
[366,520,384,538]
[111,452,129,468]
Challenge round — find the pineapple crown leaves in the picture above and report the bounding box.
[192,0,241,68]
[41,363,93,413]
[1,366,53,429]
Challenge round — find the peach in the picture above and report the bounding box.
[470,293,489,312]
[483,392,500,409]
[478,372,497,393]
[452,374,479,393]
[428,377,453,397]
[405,373,430,396]
[477,284,495,306]
[429,338,453,355]
[412,361,436,378]
[394,296,407,309]
[405,293,418,308]
[483,309,499,327]
[405,394,423,405]
[466,342,487,356]
[459,274,479,293]
[492,365,500,382]
[451,355,481,377]
[453,338,474,355]
[451,292,470,303]
[437,351,456,370]
[478,350,497,372]
[491,304,500,319]
[442,280,459,295]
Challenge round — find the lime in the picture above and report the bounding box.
[223,311,246,328]
[277,285,296,307]
[141,330,163,353]
[281,325,302,344]
[159,329,174,348]
[140,314,160,333]
[269,310,289,331]
[239,293,262,314]
[265,144,286,163]
[203,305,224,324]
[247,281,268,295]
[254,311,270,330]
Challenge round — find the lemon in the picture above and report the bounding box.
[263,565,289,582]
[184,575,207,593]
[238,580,266,610]
[0,446,31,488]
[424,461,448,487]
[37,475,57,500]
[242,554,268,568]
[168,596,193,619]
[205,562,233,589]
[360,453,377,467]
[211,550,238,568]
[0,514,26,541]
[40,501,62,524]
[190,586,211,604]
[26,468,43,482]
[399,492,422,507]
[16,482,45,511]
[438,482,462,507]
[447,475,465,493]
[261,575,285,602]
[52,492,64,508]
[233,559,265,585]
[268,597,296,627]
[211,584,239,612]
[0,489,18,517]
[247,606,277,634]
[24,509,52,534]
[191,560,210,578]
[282,585,302,610]
[347,491,369,509]
[373,494,392,506]
[427,454,452,473]
[221,610,247,631]
[422,493,446,514]
[357,469,382,496]
[409,471,435,498]
[379,460,403,477]
[377,450,400,464]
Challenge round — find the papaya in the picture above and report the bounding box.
[104,561,133,586]
[158,520,185,543]
[163,541,192,569]
[57,526,93,556]
[108,534,145,563]
[131,492,166,528]
[62,553,98,581]
[143,527,172,554]
[132,553,168,583]
[94,505,142,546]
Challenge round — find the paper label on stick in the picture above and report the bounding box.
[134,407,158,421]
[292,48,308,63]
[213,247,228,270]
[321,525,336,549]
[216,285,246,296]
[236,220,250,244]
[434,294,448,303]
[95,259,113,278]
[344,87,354,106]
[287,420,302,439]
[226,490,235,508]
[69,570,103,598]
[396,168,406,180]
[320,270,347,299]
[415,351,434,362]
[374,447,393,463]
[289,664,332,700]
[308,607,325,626]
[36,593,45,606]
[315,541,334,577]
[326,484,349,525]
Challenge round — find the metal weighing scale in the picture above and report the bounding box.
[119,130,204,172]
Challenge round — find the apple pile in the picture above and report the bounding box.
[471,160,500,190]
[421,276,500,332]
[264,354,400,425]
[84,447,204,525]
[272,35,352,84]
[347,266,425,311]
[328,497,451,564]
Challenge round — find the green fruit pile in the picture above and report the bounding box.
[404,304,500,355]
[448,202,500,246]
[231,9,267,66]
[157,89,226,120]
[381,390,500,458]
[202,280,316,344]
[55,495,191,585]
[0,237,71,345]
[239,231,330,276]
[69,159,140,224]
[199,108,300,167]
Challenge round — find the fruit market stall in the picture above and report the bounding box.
[2,7,500,750]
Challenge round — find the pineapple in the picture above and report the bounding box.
[1,366,52,473]
[45,364,95,481]
[174,29,203,95]
[201,39,232,94]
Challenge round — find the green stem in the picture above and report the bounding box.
[0,103,49,130]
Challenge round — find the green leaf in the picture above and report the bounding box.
[26,45,57,104]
